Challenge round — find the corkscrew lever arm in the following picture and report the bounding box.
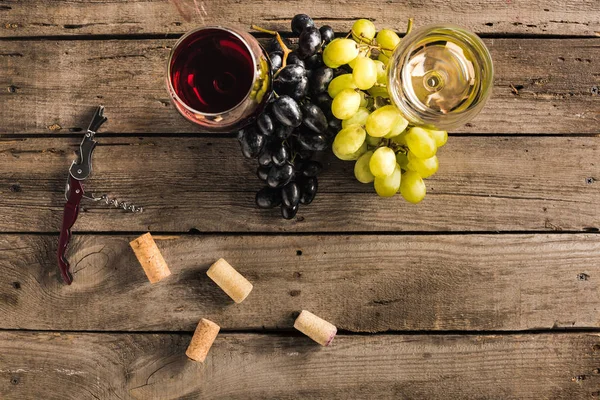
[57,176,84,285]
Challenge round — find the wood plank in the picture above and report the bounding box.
[1,331,599,399]
[0,38,598,135]
[1,234,599,331]
[0,136,598,233]
[1,0,599,37]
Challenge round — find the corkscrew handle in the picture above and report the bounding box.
[57,176,84,285]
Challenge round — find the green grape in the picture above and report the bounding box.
[354,151,375,183]
[333,140,367,161]
[391,129,408,145]
[427,129,448,147]
[367,85,389,99]
[323,38,360,68]
[348,47,369,69]
[384,115,409,138]
[366,134,381,147]
[374,163,401,197]
[352,57,378,90]
[327,74,357,98]
[359,91,368,107]
[342,107,370,128]
[407,152,439,178]
[376,29,401,56]
[323,50,341,68]
[374,60,387,84]
[352,19,376,43]
[365,105,402,137]
[332,89,361,120]
[332,124,366,157]
[396,152,409,170]
[378,52,390,65]
[405,127,437,159]
[400,171,426,204]
[369,146,396,177]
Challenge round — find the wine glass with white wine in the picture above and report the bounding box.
[387,24,494,130]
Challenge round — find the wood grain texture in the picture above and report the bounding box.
[1,234,599,331]
[0,136,598,233]
[1,0,599,37]
[0,39,598,134]
[1,331,600,399]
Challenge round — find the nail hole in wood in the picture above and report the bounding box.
[11,282,20,289]
[578,273,590,281]
[296,250,302,256]
[10,377,19,385]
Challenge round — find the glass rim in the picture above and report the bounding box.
[387,23,494,129]
[166,25,258,117]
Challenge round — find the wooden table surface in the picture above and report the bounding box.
[1,1,599,399]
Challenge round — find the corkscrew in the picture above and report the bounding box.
[57,106,143,285]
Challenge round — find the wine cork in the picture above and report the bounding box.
[294,310,337,346]
[186,318,220,362]
[129,233,171,283]
[206,258,253,303]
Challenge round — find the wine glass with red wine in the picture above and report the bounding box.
[167,26,272,131]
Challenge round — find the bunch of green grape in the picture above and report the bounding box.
[323,19,448,203]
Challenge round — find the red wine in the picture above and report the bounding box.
[170,28,254,114]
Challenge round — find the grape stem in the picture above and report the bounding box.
[406,18,414,35]
[359,43,395,53]
[251,24,292,74]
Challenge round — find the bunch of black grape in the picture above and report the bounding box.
[238,14,340,219]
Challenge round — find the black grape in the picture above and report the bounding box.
[278,64,306,83]
[287,52,306,69]
[299,176,318,205]
[309,67,334,95]
[328,117,342,133]
[272,95,303,127]
[298,26,322,58]
[297,129,329,151]
[239,127,265,158]
[271,143,290,166]
[267,163,294,188]
[313,92,333,111]
[319,25,335,44]
[281,182,300,207]
[258,147,273,166]
[281,204,299,219]
[304,53,324,69]
[274,124,293,140]
[269,51,283,72]
[256,187,282,209]
[257,165,270,181]
[291,14,314,35]
[301,160,323,177]
[301,102,328,134]
[290,76,309,100]
[257,113,274,136]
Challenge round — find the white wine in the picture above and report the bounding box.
[387,25,493,130]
